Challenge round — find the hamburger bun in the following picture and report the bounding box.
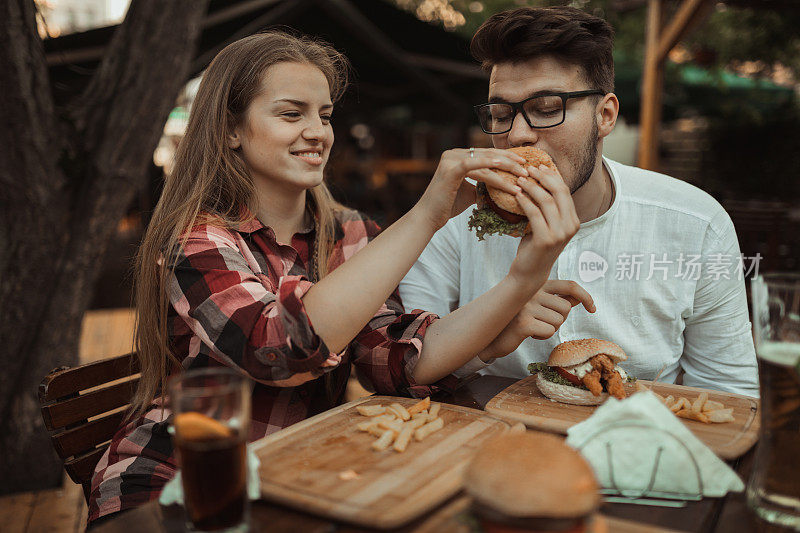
[465,432,600,526]
[535,373,607,406]
[487,146,558,216]
[548,338,627,368]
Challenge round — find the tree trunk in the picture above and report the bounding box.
[0,0,209,493]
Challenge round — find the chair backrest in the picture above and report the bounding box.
[38,352,141,501]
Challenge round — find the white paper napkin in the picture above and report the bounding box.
[158,445,261,506]
[565,391,744,498]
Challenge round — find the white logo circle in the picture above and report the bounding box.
[578,251,608,283]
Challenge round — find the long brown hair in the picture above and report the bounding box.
[131,31,350,417]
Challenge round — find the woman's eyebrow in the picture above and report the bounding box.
[273,98,333,110]
[274,98,307,106]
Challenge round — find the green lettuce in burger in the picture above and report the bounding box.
[467,146,558,241]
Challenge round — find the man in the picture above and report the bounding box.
[399,6,758,396]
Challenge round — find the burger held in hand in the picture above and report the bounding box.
[467,146,558,241]
[529,339,633,406]
[465,432,603,533]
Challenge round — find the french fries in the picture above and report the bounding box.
[691,392,709,414]
[357,405,386,417]
[636,386,736,424]
[407,397,430,416]
[387,403,411,421]
[414,417,444,441]
[378,418,404,434]
[707,408,735,423]
[393,424,415,452]
[372,429,395,451]
[354,397,446,453]
[675,408,710,424]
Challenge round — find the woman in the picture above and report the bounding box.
[88,31,579,523]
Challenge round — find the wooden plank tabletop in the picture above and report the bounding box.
[91,374,790,533]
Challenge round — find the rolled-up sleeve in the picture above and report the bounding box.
[350,291,457,398]
[167,226,335,386]
[350,219,458,398]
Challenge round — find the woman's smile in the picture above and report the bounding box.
[291,149,323,165]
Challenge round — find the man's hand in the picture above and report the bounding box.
[478,280,595,363]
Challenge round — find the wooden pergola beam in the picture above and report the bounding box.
[656,0,714,63]
[637,0,713,171]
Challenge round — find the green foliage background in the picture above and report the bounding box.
[390,0,800,201]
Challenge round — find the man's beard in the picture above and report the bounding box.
[568,120,599,194]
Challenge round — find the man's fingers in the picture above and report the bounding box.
[535,306,566,329]
[513,187,548,237]
[527,164,568,196]
[528,321,557,340]
[528,164,577,224]
[538,292,573,317]
[545,280,596,313]
[516,177,559,226]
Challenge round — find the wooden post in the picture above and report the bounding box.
[638,0,664,171]
[638,0,714,171]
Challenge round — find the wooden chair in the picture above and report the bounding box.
[38,352,141,501]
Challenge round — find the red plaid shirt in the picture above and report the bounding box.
[88,208,455,522]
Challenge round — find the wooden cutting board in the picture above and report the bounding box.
[251,396,511,529]
[485,376,759,460]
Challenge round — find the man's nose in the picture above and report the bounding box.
[507,110,539,147]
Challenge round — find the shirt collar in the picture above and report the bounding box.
[235,204,317,237]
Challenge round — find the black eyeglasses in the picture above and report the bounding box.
[474,90,605,134]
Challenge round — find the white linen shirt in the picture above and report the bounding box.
[400,158,759,397]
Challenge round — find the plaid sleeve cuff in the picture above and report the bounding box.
[379,310,458,398]
[275,275,334,374]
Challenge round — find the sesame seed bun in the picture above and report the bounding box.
[465,432,600,521]
[548,339,627,368]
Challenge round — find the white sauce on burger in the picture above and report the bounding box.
[562,361,629,381]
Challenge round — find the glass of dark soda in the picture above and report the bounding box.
[169,368,251,532]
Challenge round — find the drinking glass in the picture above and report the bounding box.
[748,273,800,530]
[169,368,251,532]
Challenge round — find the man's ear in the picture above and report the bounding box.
[227,131,241,150]
[596,93,619,140]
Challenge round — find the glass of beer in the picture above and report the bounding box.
[169,368,251,532]
[748,273,800,530]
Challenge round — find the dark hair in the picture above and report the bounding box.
[470,7,615,94]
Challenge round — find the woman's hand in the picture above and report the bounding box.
[508,164,581,289]
[415,148,530,231]
[478,280,595,362]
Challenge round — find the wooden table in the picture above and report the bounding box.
[93,375,790,533]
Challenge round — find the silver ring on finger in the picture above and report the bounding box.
[469,147,475,158]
